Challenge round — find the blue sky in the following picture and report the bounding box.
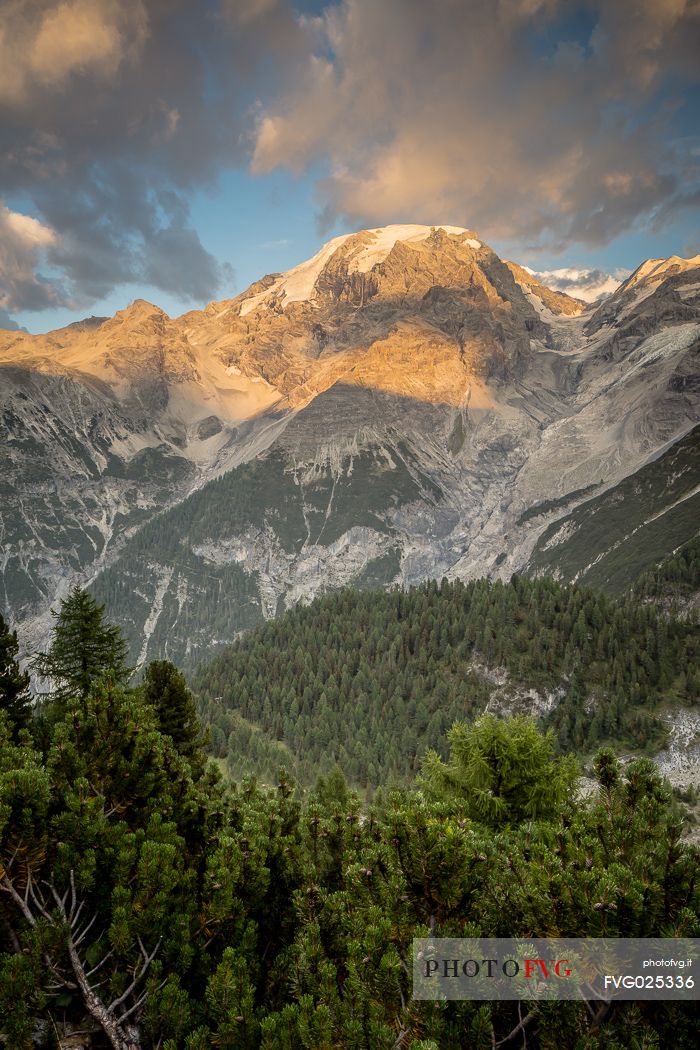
[2,1,699,333]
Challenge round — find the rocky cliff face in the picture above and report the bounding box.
[1,226,698,665]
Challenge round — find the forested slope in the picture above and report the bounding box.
[633,533,700,613]
[194,571,699,788]
[1,597,698,1048]
[525,425,700,593]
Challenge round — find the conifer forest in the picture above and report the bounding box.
[1,548,698,1048]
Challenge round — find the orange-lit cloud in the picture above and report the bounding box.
[0,1,149,104]
[252,0,699,246]
[0,202,60,311]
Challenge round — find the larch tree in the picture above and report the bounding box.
[33,586,130,706]
[419,714,579,826]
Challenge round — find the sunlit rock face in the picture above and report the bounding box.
[1,225,698,665]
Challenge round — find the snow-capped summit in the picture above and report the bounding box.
[238,224,483,316]
[620,254,700,292]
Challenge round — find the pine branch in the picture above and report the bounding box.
[0,872,78,991]
[107,936,162,1014]
[494,1010,537,1047]
[2,867,156,1050]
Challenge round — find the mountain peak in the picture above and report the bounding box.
[505,261,585,315]
[112,298,169,323]
[238,224,483,316]
[623,253,700,291]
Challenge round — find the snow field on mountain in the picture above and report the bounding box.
[239,225,481,314]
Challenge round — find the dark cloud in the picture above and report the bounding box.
[0,308,28,331]
[252,0,700,250]
[141,223,235,300]
[0,0,306,312]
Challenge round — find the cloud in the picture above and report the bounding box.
[251,0,700,249]
[0,202,62,311]
[224,0,280,27]
[0,307,28,331]
[3,0,699,316]
[0,0,149,105]
[140,223,235,301]
[0,0,305,313]
[526,266,629,302]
